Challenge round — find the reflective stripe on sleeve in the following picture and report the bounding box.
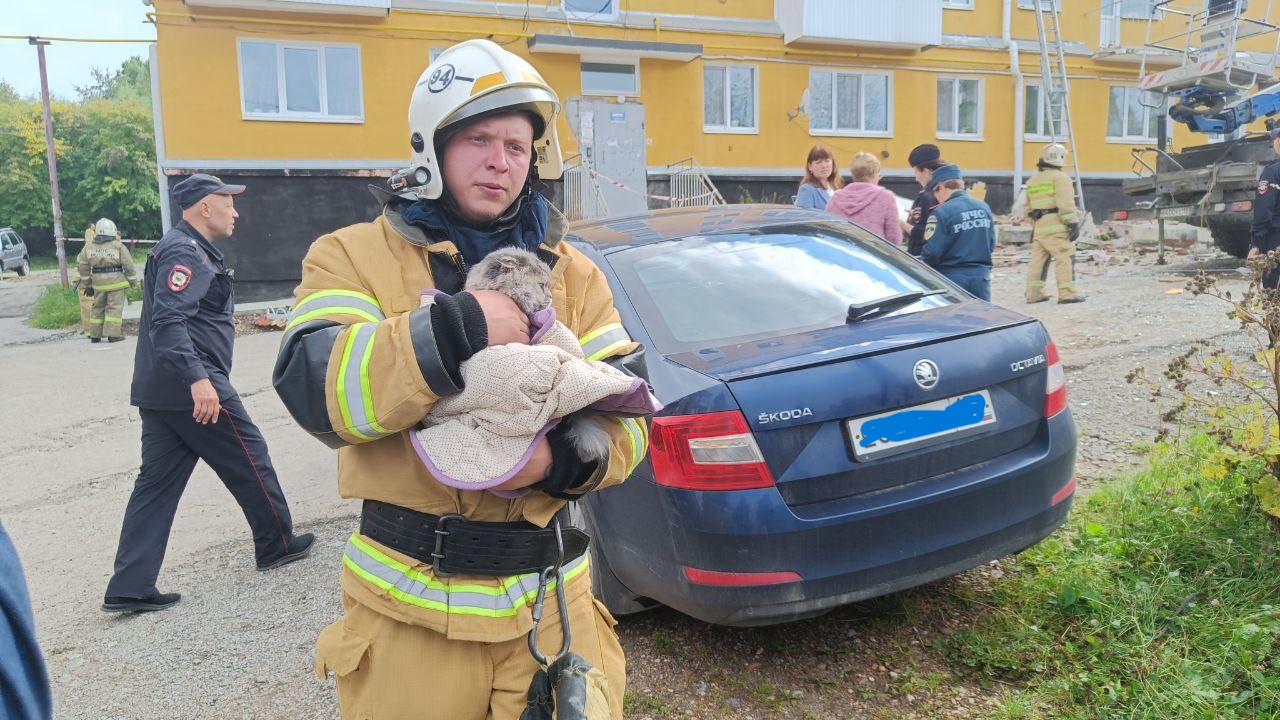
[335,323,392,441]
[288,289,385,330]
[579,322,631,362]
[342,533,588,617]
[615,417,647,474]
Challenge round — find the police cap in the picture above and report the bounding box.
[172,173,246,210]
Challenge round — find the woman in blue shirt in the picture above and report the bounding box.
[795,144,842,210]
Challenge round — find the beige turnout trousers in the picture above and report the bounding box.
[316,584,625,720]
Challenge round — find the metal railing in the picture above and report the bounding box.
[665,157,725,208]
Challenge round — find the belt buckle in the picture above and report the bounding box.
[430,513,467,577]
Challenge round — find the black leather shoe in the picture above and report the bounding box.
[1058,296,1087,304]
[257,532,315,571]
[106,336,125,343]
[89,337,101,343]
[102,592,181,613]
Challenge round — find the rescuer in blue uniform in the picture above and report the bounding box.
[103,174,314,613]
[921,163,997,301]
[1250,126,1280,290]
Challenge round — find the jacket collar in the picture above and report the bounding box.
[175,219,223,263]
[382,197,568,251]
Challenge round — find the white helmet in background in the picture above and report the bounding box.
[399,39,563,200]
[1040,143,1068,168]
[94,218,118,238]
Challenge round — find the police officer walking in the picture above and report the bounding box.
[76,218,138,343]
[103,174,313,613]
[1024,144,1085,304]
[921,164,997,300]
[1249,126,1280,289]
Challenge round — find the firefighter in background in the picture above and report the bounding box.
[274,40,645,719]
[77,218,138,343]
[1024,144,1085,304]
[77,221,96,333]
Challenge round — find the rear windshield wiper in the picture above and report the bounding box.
[847,289,947,324]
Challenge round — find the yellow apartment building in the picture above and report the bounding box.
[141,0,1279,294]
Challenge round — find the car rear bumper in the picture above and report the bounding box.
[607,411,1077,626]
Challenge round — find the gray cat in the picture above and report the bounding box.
[465,248,614,463]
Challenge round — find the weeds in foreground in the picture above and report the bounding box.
[1128,250,1280,518]
[942,434,1280,719]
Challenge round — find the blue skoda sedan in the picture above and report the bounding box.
[567,205,1077,627]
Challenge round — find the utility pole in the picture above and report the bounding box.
[29,37,69,288]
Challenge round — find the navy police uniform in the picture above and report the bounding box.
[921,168,996,301]
[1252,157,1280,289]
[906,188,937,256]
[105,176,307,606]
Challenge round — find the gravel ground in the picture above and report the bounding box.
[0,244,1259,720]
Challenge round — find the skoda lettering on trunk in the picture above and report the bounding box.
[758,408,814,424]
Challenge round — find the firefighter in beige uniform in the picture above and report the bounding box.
[1024,144,1085,304]
[78,224,96,335]
[77,218,138,342]
[273,40,646,720]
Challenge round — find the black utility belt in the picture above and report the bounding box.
[92,265,124,273]
[359,500,589,577]
[1028,208,1060,220]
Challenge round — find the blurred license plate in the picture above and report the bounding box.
[848,390,996,461]
[1156,205,1193,219]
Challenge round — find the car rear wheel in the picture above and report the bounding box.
[16,257,29,277]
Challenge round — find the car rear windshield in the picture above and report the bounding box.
[605,222,957,355]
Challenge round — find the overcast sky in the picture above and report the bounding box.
[1,0,156,101]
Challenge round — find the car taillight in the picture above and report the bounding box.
[1231,200,1253,212]
[649,411,775,490]
[1111,210,1128,221]
[1044,341,1068,418]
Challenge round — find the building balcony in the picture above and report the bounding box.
[775,0,942,50]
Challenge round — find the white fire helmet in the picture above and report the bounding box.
[400,39,563,200]
[94,218,118,238]
[1040,143,1068,168]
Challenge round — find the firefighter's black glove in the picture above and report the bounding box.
[83,285,95,297]
[1067,223,1080,242]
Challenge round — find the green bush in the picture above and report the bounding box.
[28,284,82,329]
[942,435,1280,719]
[27,282,142,329]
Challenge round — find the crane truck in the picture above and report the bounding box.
[1112,1,1280,258]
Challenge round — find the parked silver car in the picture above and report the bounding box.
[0,228,31,277]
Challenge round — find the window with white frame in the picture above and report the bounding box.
[1024,82,1067,138]
[564,0,616,19]
[1114,0,1156,18]
[937,77,982,138]
[581,61,638,96]
[809,69,891,135]
[239,39,362,121]
[703,64,758,133]
[943,0,974,7]
[1106,86,1163,140]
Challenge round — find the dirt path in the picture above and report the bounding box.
[0,247,1252,719]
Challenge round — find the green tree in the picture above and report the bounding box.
[0,80,23,105]
[0,61,160,247]
[76,57,151,105]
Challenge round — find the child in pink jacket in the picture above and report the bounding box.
[826,152,903,245]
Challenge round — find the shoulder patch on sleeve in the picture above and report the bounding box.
[1260,180,1269,196]
[924,216,938,241]
[167,264,193,292]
